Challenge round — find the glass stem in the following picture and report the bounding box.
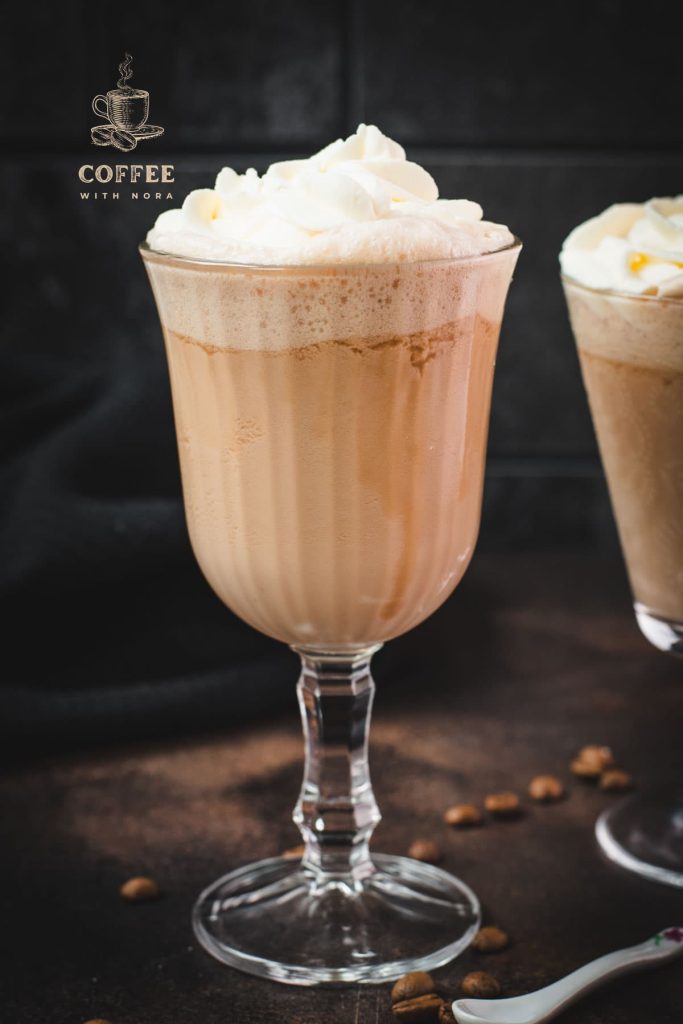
[291,644,382,881]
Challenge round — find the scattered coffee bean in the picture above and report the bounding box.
[438,1003,455,1024]
[600,769,634,792]
[408,839,443,864]
[484,791,521,818]
[443,804,483,828]
[437,1002,455,1023]
[571,745,614,778]
[570,756,601,779]
[392,994,445,1022]
[579,745,615,768]
[528,775,565,802]
[461,971,501,998]
[83,1020,112,1024]
[281,844,306,860]
[391,971,436,1004]
[472,925,509,952]
[119,876,160,903]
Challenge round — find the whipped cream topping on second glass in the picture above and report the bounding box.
[146,124,513,264]
[560,198,683,297]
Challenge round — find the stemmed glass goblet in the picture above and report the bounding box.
[563,277,683,888]
[142,241,521,983]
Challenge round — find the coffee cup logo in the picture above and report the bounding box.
[91,54,164,152]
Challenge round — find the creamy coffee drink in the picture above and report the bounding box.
[145,125,518,647]
[145,256,515,645]
[561,199,683,632]
[144,126,520,984]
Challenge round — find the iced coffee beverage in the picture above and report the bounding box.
[142,125,520,985]
[562,200,683,891]
[144,126,518,647]
[561,199,683,648]
[144,256,515,647]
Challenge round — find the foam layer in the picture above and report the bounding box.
[560,198,683,297]
[143,251,519,351]
[563,279,683,373]
[146,124,514,264]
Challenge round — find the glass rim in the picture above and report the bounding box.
[139,236,522,272]
[560,271,683,305]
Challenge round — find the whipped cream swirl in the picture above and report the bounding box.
[146,124,513,264]
[560,198,683,297]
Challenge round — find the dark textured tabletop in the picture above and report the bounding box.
[3,553,682,1023]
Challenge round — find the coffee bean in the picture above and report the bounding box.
[110,128,137,152]
[528,775,565,802]
[91,126,113,146]
[438,1003,456,1024]
[391,971,436,1004]
[83,1020,112,1024]
[600,769,634,791]
[89,125,137,152]
[281,844,305,860]
[571,745,614,778]
[408,839,443,864]
[570,756,602,779]
[484,791,521,818]
[578,745,615,769]
[461,971,501,997]
[119,876,160,902]
[443,804,483,828]
[392,994,445,1022]
[472,925,509,952]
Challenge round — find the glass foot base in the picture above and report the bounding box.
[596,793,683,888]
[634,604,683,654]
[192,853,480,985]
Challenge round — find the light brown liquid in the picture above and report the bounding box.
[145,254,518,647]
[564,281,683,622]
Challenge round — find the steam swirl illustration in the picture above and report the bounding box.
[90,54,164,152]
[117,53,134,92]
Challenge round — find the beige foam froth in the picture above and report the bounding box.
[564,282,683,374]
[144,253,515,352]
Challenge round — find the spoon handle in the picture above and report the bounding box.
[522,927,683,1021]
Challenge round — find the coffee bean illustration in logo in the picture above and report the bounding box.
[91,54,164,152]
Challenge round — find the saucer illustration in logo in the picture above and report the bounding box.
[91,54,164,152]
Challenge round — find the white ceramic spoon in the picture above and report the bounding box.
[452,926,683,1024]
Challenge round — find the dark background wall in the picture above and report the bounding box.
[2,1,682,749]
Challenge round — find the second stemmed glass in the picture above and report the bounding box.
[563,277,683,888]
[142,241,521,984]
